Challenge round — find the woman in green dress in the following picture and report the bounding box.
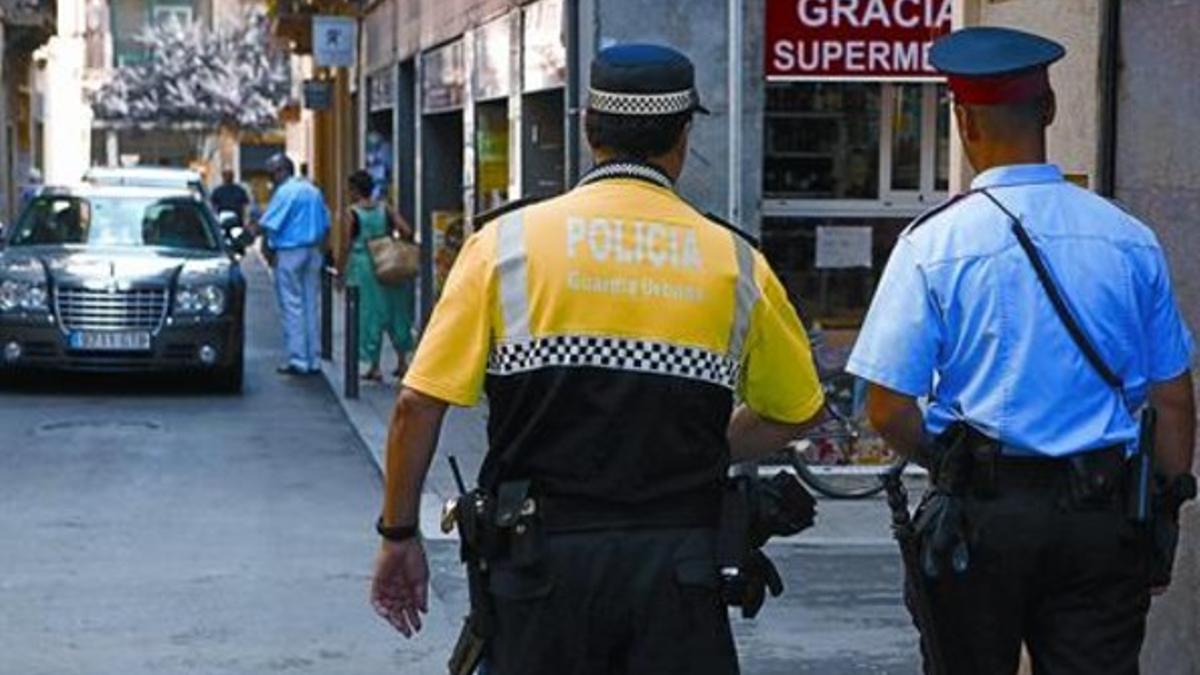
[337,170,416,382]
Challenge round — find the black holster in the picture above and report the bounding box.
[716,471,815,618]
[448,489,495,675]
[448,480,547,675]
[913,422,979,580]
[1147,472,1198,588]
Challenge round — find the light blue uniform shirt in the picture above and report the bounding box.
[260,177,331,250]
[847,164,1194,456]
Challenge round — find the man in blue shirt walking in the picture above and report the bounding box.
[260,154,330,375]
[849,28,1196,674]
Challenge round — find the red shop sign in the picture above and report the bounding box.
[766,0,952,81]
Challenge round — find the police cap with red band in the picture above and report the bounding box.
[931,27,1066,106]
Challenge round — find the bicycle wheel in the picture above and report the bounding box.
[787,439,898,499]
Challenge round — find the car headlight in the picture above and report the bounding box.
[174,284,226,316]
[0,279,49,312]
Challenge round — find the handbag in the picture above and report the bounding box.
[355,208,418,285]
[368,232,419,285]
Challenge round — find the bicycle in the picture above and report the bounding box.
[772,328,907,500]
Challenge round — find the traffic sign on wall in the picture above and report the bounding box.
[313,15,357,68]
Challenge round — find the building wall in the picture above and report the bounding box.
[382,0,758,231]
[0,21,11,222]
[741,0,765,234]
[1116,2,1200,671]
[579,0,733,217]
[968,0,1102,186]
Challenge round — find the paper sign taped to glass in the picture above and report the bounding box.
[815,226,873,269]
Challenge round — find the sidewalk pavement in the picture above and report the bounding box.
[318,286,910,548]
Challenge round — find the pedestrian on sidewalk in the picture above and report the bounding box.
[337,170,415,383]
[260,153,330,376]
[211,168,253,229]
[370,43,826,674]
[848,28,1196,674]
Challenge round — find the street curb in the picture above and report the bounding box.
[318,359,388,474]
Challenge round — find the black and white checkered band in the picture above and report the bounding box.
[578,162,674,190]
[588,88,698,116]
[488,335,740,390]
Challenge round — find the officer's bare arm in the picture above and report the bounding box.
[864,384,925,459]
[1149,369,1196,478]
[728,405,823,462]
[381,387,449,528]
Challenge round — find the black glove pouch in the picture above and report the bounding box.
[913,490,970,580]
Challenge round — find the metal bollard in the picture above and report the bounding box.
[344,285,359,400]
[320,267,333,361]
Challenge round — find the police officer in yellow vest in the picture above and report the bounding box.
[369,44,826,673]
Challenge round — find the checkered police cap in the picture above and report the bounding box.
[587,44,710,117]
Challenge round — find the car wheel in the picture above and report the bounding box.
[211,351,244,394]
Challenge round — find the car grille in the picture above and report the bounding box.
[55,287,168,331]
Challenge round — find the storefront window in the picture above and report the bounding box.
[476,103,509,210]
[764,83,880,200]
[762,216,909,328]
[765,81,950,206]
[890,84,923,192]
[935,85,950,192]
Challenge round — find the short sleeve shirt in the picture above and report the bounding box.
[847,164,1194,456]
[259,178,330,250]
[404,165,824,502]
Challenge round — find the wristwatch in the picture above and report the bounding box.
[376,517,420,542]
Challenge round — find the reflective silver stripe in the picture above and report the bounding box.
[496,211,530,340]
[728,234,760,360]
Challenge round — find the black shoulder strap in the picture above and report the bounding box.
[472,195,547,230]
[978,189,1124,391]
[904,191,977,234]
[703,211,760,249]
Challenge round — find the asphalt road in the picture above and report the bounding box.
[0,259,920,674]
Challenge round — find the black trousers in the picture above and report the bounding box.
[484,527,739,675]
[911,463,1151,675]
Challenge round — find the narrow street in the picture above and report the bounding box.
[0,259,919,674]
[0,260,405,674]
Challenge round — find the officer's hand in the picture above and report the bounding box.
[371,538,429,638]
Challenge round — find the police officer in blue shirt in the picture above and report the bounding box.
[848,28,1196,674]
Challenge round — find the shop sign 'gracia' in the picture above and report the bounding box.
[767,0,954,80]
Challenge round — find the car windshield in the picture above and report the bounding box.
[7,195,219,250]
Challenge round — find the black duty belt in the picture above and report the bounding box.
[536,491,720,533]
[962,440,1127,497]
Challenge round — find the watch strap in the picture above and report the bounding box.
[376,517,419,542]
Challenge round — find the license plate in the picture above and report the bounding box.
[68,331,152,352]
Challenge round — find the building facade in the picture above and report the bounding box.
[351,0,958,335]
[0,0,56,222]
